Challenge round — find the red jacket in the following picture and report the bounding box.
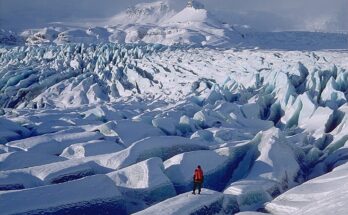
[193,167,204,182]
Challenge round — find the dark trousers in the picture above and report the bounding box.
[193,181,203,194]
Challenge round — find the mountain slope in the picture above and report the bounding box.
[2,0,346,50]
[107,1,175,25]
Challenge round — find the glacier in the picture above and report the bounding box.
[1,43,348,214]
[1,0,348,214]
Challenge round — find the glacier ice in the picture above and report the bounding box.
[100,136,208,170]
[133,189,225,215]
[0,174,127,215]
[224,128,301,211]
[266,162,348,215]
[0,151,66,171]
[60,140,125,159]
[1,42,348,214]
[107,157,176,212]
[164,142,252,193]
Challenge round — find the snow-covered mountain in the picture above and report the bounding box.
[103,0,241,47]
[107,1,175,25]
[165,0,216,25]
[0,29,23,45]
[2,0,346,50]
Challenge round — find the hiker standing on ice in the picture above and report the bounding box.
[192,165,204,195]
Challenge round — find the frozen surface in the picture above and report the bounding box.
[1,45,348,213]
[1,1,347,49]
[60,140,124,159]
[0,45,347,214]
[0,159,102,190]
[107,157,176,212]
[6,129,103,155]
[100,136,208,170]
[164,143,251,192]
[114,120,164,147]
[0,2,348,213]
[0,175,126,215]
[266,162,348,215]
[0,151,66,171]
[223,128,301,211]
[133,189,224,215]
[0,117,30,144]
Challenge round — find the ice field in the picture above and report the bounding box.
[1,43,348,214]
[1,0,348,214]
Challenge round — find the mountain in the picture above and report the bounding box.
[107,1,175,25]
[0,29,23,45]
[165,0,218,25]
[2,0,346,50]
[102,0,242,47]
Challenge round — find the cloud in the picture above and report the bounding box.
[199,0,348,32]
[0,0,347,32]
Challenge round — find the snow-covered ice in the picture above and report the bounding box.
[0,175,127,215]
[1,0,348,214]
[133,189,224,215]
[100,136,208,170]
[1,44,348,213]
[107,157,176,212]
[266,162,348,215]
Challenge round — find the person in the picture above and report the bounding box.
[192,165,204,195]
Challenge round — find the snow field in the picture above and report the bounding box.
[0,174,127,215]
[0,43,348,214]
[133,189,225,215]
[266,162,348,215]
[1,1,346,50]
[0,1,347,214]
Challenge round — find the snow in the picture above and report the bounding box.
[24,27,59,45]
[114,120,164,147]
[164,150,226,191]
[164,143,251,192]
[0,117,30,144]
[165,5,217,25]
[107,1,175,25]
[6,129,103,155]
[0,159,100,190]
[133,189,224,215]
[107,157,176,210]
[266,162,348,215]
[99,136,208,170]
[0,1,348,214]
[54,29,99,44]
[0,151,66,171]
[224,128,301,211]
[60,140,124,159]
[152,117,177,135]
[0,174,126,215]
[321,77,347,108]
[1,44,347,109]
[0,29,22,45]
[236,212,269,215]
[0,43,347,213]
[2,0,346,49]
[300,107,333,138]
[108,157,171,189]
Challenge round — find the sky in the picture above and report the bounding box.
[0,0,347,32]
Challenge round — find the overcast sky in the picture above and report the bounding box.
[0,0,347,32]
